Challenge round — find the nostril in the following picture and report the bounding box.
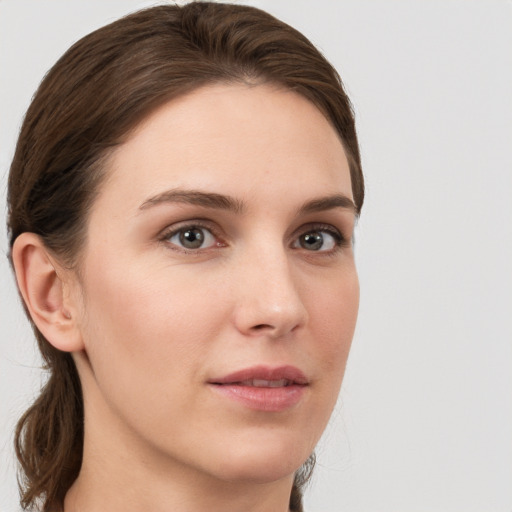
[252,324,273,331]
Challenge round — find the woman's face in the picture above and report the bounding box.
[72,83,359,486]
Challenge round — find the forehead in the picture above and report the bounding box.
[93,83,352,218]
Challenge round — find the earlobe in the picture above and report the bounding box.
[12,232,84,353]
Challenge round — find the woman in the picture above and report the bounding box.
[7,2,364,511]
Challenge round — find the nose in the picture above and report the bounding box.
[231,246,308,339]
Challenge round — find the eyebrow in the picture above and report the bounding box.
[139,189,246,214]
[139,188,356,216]
[298,194,357,215]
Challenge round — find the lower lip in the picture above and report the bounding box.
[208,383,306,412]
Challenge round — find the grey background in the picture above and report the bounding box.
[1,1,511,511]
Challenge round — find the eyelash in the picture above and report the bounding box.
[295,223,348,254]
[158,220,224,254]
[158,220,348,255]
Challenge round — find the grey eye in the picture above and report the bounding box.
[169,227,216,249]
[295,231,337,251]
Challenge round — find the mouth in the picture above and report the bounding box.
[230,378,296,388]
[208,365,309,412]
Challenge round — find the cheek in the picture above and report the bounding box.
[82,249,212,334]
[77,258,222,404]
[305,268,359,392]
[310,266,359,348]
[75,263,232,460]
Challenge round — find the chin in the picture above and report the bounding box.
[214,459,304,485]
[205,432,313,484]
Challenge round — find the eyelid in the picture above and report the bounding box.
[158,219,226,252]
[157,218,351,256]
[291,222,349,251]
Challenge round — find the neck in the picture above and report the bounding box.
[65,469,294,512]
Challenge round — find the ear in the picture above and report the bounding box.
[11,232,84,352]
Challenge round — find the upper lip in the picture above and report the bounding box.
[208,365,309,385]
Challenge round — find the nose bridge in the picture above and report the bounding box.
[232,239,308,338]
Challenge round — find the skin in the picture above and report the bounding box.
[15,83,359,512]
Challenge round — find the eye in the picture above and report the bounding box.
[166,226,217,250]
[293,229,340,252]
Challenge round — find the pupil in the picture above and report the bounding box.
[180,228,204,248]
[301,232,323,250]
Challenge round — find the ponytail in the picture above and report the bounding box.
[15,350,83,511]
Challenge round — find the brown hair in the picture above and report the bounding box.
[7,2,364,511]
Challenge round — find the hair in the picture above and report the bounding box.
[6,2,364,511]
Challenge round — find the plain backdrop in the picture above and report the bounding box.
[1,1,511,511]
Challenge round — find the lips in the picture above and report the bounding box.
[210,365,309,386]
[237,378,292,387]
[208,365,308,412]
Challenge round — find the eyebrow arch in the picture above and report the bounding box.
[298,194,357,215]
[139,188,246,214]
